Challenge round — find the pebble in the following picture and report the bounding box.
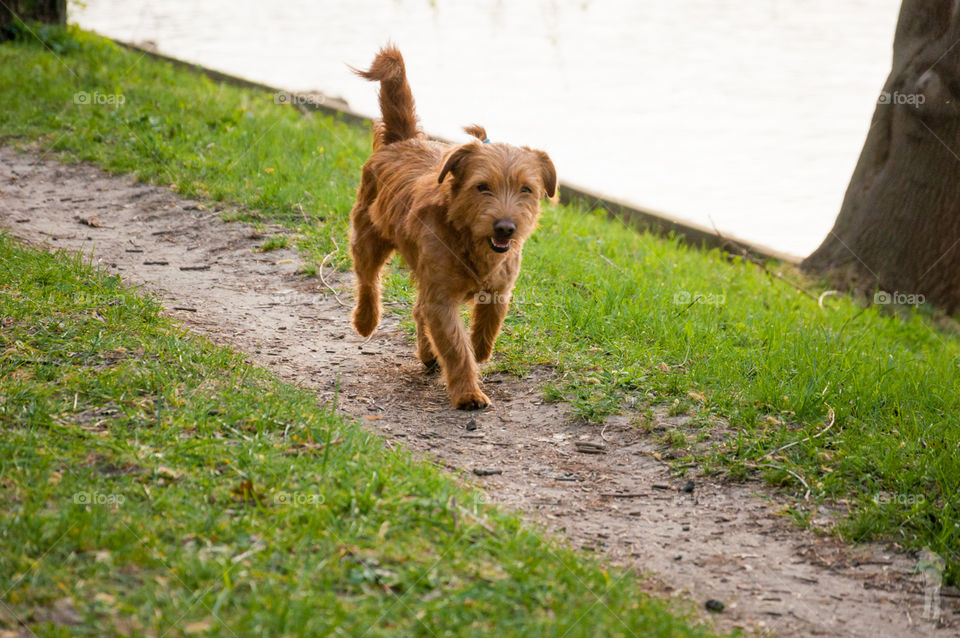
[705,599,725,613]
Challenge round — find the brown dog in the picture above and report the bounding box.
[348,46,556,410]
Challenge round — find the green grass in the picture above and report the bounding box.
[258,234,290,252]
[0,235,716,636]
[0,22,362,262]
[1,24,958,583]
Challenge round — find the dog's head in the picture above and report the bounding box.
[438,134,556,258]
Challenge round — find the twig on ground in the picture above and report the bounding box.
[751,462,811,500]
[818,290,839,308]
[741,406,836,500]
[449,496,498,536]
[598,253,621,271]
[762,406,836,460]
[600,422,612,442]
[763,266,820,301]
[318,250,349,307]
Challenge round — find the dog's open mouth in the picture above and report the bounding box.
[488,236,511,253]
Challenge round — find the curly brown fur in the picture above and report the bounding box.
[349,46,556,410]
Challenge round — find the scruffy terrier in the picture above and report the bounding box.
[348,46,556,410]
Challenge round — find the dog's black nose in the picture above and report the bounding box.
[494,219,516,237]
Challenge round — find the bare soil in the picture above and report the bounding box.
[1,146,956,637]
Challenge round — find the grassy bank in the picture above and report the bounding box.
[1,24,957,581]
[0,235,715,636]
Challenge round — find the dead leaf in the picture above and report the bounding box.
[75,215,105,228]
[687,391,707,403]
[93,592,116,605]
[183,619,214,634]
[575,441,606,454]
[33,597,81,625]
[156,466,182,481]
[231,479,264,505]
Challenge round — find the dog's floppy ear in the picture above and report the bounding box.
[534,150,557,199]
[438,144,475,184]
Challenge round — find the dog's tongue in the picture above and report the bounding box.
[492,238,510,249]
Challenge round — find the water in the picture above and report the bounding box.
[71,0,902,258]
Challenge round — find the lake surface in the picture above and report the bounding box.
[71,0,902,258]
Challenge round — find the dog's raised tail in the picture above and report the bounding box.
[352,45,420,147]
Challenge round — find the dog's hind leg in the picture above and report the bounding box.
[350,220,393,337]
[349,171,394,337]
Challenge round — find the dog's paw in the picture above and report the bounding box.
[351,308,378,337]
[473,351,492,365]
[452,389,491,411]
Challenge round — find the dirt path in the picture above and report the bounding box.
[1,147,955,637]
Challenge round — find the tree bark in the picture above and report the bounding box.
[1,0,66,39]
[802,0,960,312]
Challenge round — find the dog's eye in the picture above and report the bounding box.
[520,185,532,194]
[476,183,491,193]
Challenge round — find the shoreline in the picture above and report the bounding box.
[112,37,799,264]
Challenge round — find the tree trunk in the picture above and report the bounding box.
[0,0,66,39]
[802,0,960,312]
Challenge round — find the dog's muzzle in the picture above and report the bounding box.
[489,219,516,253]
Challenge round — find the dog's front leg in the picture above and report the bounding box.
[471,291,510,363]
[422,296,491,410]
[413,295,438,370]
